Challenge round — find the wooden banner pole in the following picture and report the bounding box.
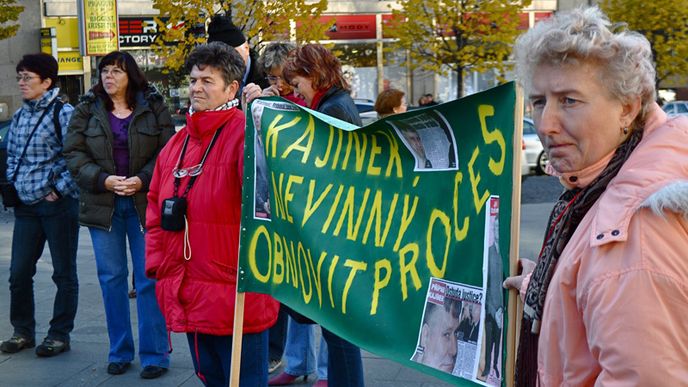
[228,291,246,387]
[505,85,524,387]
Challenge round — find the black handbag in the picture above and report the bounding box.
[1,99,57,208]
[0,181,20,208]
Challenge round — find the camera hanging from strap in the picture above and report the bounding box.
[160,125,224,235]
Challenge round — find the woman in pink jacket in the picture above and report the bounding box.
[505,7,688,386]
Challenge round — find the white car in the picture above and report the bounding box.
[662,101,688,117]
[523,118,547,175]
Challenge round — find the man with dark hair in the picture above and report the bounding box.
[145,42,279,387]
[413,297,461,372]
[207,14,268,93]
[0,53,79,357]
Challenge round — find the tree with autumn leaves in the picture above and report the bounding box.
[0,0,23,40]
[386,0,530,97]
[601,0,688,91]
[151,0,330,73]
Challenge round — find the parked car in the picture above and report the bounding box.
[662,100,688,117]
[523,117,547,175]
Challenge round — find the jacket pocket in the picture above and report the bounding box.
[83,126,108,161]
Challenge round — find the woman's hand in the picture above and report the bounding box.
[261,85,280,97]
[44,191,60,202]
[503,258,536,291]
[114,176,143,196]
[105,175,126,192]
[242,83,262,108]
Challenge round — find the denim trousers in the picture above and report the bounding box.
[268,307,288,361]
[283,317,328,379]
[186,330,268,387]
[322,328,364,387]
[89,196,169,367]
[9,196,79,342]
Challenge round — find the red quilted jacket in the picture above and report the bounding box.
[145,107,278,336]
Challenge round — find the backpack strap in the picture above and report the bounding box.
[53,99,64,144]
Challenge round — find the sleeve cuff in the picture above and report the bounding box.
[96,172,109,193]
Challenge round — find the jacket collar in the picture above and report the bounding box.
[185,108,238,140]
[590,103,688,246]
[22,88,59,112]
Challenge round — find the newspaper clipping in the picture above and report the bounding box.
[411,278,484,382]
[477,196,504,386]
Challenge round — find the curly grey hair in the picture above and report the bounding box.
[259,42,297,73]
[514,7,656,128]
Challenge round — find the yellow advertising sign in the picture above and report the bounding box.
[45,17,80,49]
[40,28,56,55]
[58,51,84,73]
[79,0,119,56]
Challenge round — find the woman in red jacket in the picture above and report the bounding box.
[145,42,279,387]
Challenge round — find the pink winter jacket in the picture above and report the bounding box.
[529,104,688,386]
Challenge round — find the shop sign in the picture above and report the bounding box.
[40,27,58,57]
[296,15,377,40]
[78,0,120,56]
[58,51,84,73]
[120,17,160,47]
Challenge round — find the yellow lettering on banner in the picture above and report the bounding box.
[329,128,344,170]
[426,210,451,277]
[248,226,271,283]
[297,243,313,303]
[283,175,304,223]
[314,251,328,307]
[342,259,367,314]
[468,147,490,214]
[271,173,286,220]
[284,236,298,287]
[333,187,371,241]
[377,130,403,178]
[273,232,285,284]
[370,259,391,315]
[398,243,421,300]
[321,185,345,234]
[281,115,315,163]
[302,180,333,227]
[452,172,469,241]
[362,191,398,247]
[393,194,419,252]
[478,105,506,175]
[314,125,334,167]
[366,135,382,176]
[265,114,301,158]
[339,131,355,170]
[353,132,368,172]
[327,255,340,308]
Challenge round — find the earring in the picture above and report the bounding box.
[623,127,629,135]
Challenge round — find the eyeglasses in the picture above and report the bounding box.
[101,68,126,77]
[173,163,203,178]
[16,75,38,83]
[265,75,282,84]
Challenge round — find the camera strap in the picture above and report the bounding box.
[172,125,224,199]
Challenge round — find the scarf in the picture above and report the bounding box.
[515,129,643,387]
[188,98,239,116]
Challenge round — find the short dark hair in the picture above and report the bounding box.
[283,44,349,91]
[375,89,405,116]
[185,42,245,88]
[16,53,59,90]
[93,51,148,112]
[423,297,461,326]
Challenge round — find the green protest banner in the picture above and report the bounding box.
[238,82,522,386]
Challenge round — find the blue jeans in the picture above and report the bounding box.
[186,330,268,387]
[89,196,169,367]
[284,318,328,379]
[9,197,79,342]
[322,328,364,387]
